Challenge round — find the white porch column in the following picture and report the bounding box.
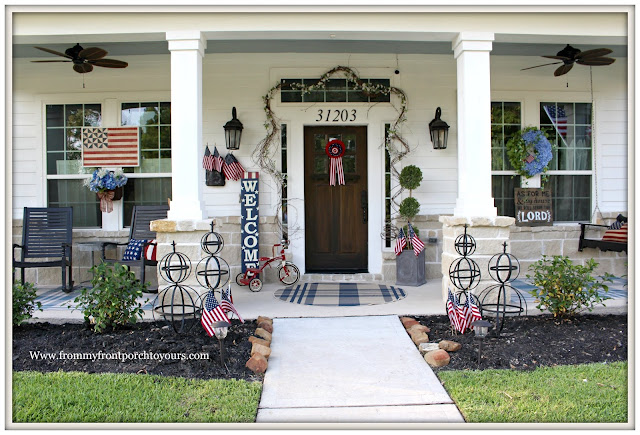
[166,31,206,220]
[452,32,496,218]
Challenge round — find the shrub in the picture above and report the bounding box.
[13,281,42,326]
[527,255,613,318]
[73,262,148,333]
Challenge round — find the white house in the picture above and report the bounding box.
[10,6,630,295]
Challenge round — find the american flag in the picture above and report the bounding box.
[202,146,214,171]
[220,283,244,323]
[394,227,407,255]
[457,293,482,333]
[213,147,224,172]
[222,153,246,181]
[407,223,425,256]
[447,289,460,332]
[543,105,568,138]
[201,291,230,337]
[82,127,139,167]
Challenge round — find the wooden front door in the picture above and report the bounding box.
[304,126,368,272]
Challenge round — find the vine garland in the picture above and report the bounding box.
[252,65,411,236]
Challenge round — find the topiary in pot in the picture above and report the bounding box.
[396,164,426,286]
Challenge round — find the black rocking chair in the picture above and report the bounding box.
[13,207,74,292]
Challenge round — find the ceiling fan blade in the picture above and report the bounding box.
[34,46,73,59]
[73,63,93,74]
[521,61,563,71]
[79,47,107,60]
[554,63,574,76]
[91,58,128,68]
[542,55,572,61]
[577,57,616,66]
[576,48,613,59]
[31,60,72,63]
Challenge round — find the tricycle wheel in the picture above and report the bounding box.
[236,273,247,286]
[278,263,300,286]
[249,278,263,292]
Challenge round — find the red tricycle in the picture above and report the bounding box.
[235,241,300,292]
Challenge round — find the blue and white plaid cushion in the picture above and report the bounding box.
[122,239,147,261]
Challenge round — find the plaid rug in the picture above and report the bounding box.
[274,283,406,306]
[36,287,154,311]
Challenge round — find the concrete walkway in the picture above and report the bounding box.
[256,315,465,423]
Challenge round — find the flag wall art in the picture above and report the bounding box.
[82,127,139,167]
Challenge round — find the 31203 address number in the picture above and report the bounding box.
[316,109,357,122]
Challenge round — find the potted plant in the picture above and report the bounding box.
[395,165,427,286]
[84,168,128,213]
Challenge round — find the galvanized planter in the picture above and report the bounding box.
[395,249,427,287]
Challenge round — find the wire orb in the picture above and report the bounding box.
[196,255,230,290]
[454,225,476,257]
[449,256,481,291]
[152,284,201,333]
[200,221,224,256]
[487,242,520,283]
[158,241,191,284]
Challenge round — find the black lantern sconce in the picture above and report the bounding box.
[224,107,243,151]
[429,107,450,150]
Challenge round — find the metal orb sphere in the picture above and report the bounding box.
[454,231,476,257]
[201,222,224,256]
[196,255,230,290]
[488,243,520,283]
[477,283,527,333]
[158,242,192,284]
[449,256,481,291]
[152,284,201,333]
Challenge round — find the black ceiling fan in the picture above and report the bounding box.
[31,43,128,74]
[521,44,615,76]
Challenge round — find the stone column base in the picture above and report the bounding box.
[439,215,515,303]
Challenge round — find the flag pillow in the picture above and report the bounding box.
[602,224,627,244]
[144,240,157,261]
[122,239,147,261]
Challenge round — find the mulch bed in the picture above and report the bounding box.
[13,314,628,381]
[416,314,628,372]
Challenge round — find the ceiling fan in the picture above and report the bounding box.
[521,44,615,77]
[31,43,128,74]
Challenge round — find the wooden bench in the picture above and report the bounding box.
[13,207,74,292]
[578,214,628,253]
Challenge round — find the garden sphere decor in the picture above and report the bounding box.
[506,127,553,182]
[83,168,127,213]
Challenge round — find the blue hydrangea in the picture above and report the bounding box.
[522,130,553,177]
[84,168,128,193]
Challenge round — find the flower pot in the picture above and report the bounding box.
[396,249,427,287]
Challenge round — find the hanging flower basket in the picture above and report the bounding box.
[506,127,554,183]
[84,168,128,213]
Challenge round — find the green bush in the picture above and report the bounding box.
[73,262,148,333]
[527,255,613,318]
[13,281,42,326]
[399,197,420,221]
[399,165,423,191]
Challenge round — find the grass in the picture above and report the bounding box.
[438,361,628,423]
[12,371,262,423]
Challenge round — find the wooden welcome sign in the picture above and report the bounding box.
[241,172,260,273]
[514,188,553,226]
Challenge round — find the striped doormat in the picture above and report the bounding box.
[274,283,407,306]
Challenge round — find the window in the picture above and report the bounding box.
[490,102,522,217]
[384,123,392,248]
[281,124,288,241]
[280,78,391,103]
[46,104,103,228]
[541,102,592,221]
[121,102,172,226]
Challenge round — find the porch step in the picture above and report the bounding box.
[299,273,384,283]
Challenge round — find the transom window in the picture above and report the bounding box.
[280,78,391,103]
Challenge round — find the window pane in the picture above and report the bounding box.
[503,102,521,124]
[66,128,82,152]
[370,79,391,102]
[575,103,592,124]
[121,103,140,126]
[65,104,83,126]
[491,102,503,124]
[550,175,591,222]
[122,178,172,227]
[140,126,159,150]
[491,102,522,172]
[160,102,171,124]
[141,103,159,125]
[46,105,64,127]
[281,91,302,103]
[47,179,102,228]
[492,175,520,217]
[83,104,102,126]
[47,128,64,152]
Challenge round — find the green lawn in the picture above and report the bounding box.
[12,371,262,423]
[438,362,628,423]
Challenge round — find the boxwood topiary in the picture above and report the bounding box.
[399,197,420,221]
[399,165,423,192]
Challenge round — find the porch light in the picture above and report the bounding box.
[212,320,231,364]
[429,107,449,150]
[224,107,243,151]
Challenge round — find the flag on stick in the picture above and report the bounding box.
[203,146,214,171]
[407,223,425,256]
[213,147,224,172]
[447,289,460,332]
[394,227,407,255]
[201,291,230,337]
[223,153,246,181]
[220,283,244,323]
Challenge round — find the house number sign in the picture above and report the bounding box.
[241,172,260,274]
[316,109,357,122]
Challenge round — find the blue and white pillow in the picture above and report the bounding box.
[122,239,147,261]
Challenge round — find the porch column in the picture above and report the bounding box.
[452,32,496,218]
[166,31,206,220]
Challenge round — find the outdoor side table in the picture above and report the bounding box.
[76,241,104,286]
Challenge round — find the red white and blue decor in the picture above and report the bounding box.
[325,139,345,186]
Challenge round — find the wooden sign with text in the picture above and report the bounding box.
[515,188,553,226]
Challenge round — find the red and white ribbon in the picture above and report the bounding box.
[97,190,116,213]
[326,139,346,186]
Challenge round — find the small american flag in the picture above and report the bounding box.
[543,105,568,138]
[457,293,482,333]
[220,283,244,323]
[223,153,245,181]
[394,227,407,255]
[82,127,139,167]
[202,146,214,171]
[213,147,224,172]
[407,223,425,256]
[447,289,460,332]
[201,291,230,337]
